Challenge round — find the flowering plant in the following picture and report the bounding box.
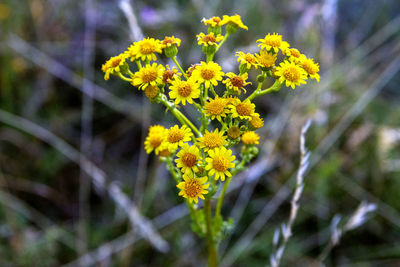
[102,14,319,266]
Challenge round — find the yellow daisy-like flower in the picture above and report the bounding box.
[202,16,223,27]
[191,61,224,89]
[257,33,290,53]
[221,14,248,31]
[126,37,162,62]
[101,54,127,80]
[300,56,320,82]
[165,125,193,152]
[197,128,227,152]
[205,147,236,181]
[169,77,200,105]
[223,72,251,94]
[132,63,164,90]
[197,32,224,47]
[283,48,303,62]
[162,65,180,84]
[241,131,260,145]
[204,96,228,122]
[230,99,256,120]
[224,96,240,106]
[176,176,209,204]
[144,85,159,99]
[175,144,202,176]
[275,60,308,89]
[236,52,259,70]
[250,113,264,129]
[144,125,167,155]
[161,36,181,49]
[255,50,277,69]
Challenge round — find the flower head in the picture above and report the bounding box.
[175,143,202,176]
[102,54,127,80]
[161,36,181,49]
[165,125,193,152]
[205,147,236,181]
[236,52,259,71]
[144,85,159,99]
[202,16,223,27]
[257,33,290,53]
[169,77,200,105]
[221,14,248,31]
[275,60,308,89]
[132,63,164,90]
[197,128,227,151]
[227,126,241,139]
[230,99,256,120]
[191,61,224,89]
[197,32,224,47]
[223,72,251,94]
[162,65,180,84]
[144,125,167,154]
[250,113,264,129]
[241,131,260,145]
[204,96,228,122]
[126,38,162,62]
[177,176,209,203]
[300,56,320,82]
[283,48,303,62]
[255,50,277,69]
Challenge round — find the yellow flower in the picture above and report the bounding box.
[257,33,290,53]
[101,54,127,80]
[197,128,227,151]
[144,85,159,99]
[236,52,259,70]
[300,56,320,82]
[275,60,308,89]
[283,48,303,62]
[191,61,224,89]
[126,37,162,62]
[162,65,180,84]
[255,50,277,69]
[230,99,256,120]
[175,144,202,176]
[204,96,228,122]
[165,125,193,152]
[221,14,248,31]
[161,36,181,49]
[250,113,264,129]
[241,131,260,145]
[197,32,224,46]
[176,176,209,204]
[132,63,164,90]
[169,77,200,105]
[202,16,223,27]
[205,147,236,181]
[223,72,251,94]
[144,125,167,154]
[227,126,241,139]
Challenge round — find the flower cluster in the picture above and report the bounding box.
[102,14,319,210]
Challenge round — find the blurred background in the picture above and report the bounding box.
[1,0,400,266]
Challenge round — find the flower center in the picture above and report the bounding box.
[162,70,175,83]
[236,102,252,116]
[177,82,192,97]
[203,34,217,43]
[167,129,184,143]
[182,152,197,167]
[231,76,244,88]
[201,68,215,80]
[290,48,300,58]
[145,85,159,98]
[302,61,318,75]
[265,36,282,47]
[283,67,300,82]
[141,68,158,83]
[258,53,276,67]
[162,37,174,46]
[110,58,121,68]
[184,179,202,198]
[203,133,222,148]
[139,41,156,54]
[207,99,225,115]
[227,126,241,139]
[149,135,163,148]
[244,54,255,63]
[213,156,229,172]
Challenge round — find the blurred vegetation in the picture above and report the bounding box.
[0,0,400,266]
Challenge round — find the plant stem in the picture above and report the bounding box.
[215,176,231,218]
[204,199,218,267]
[172,56,188,79]
[118,73,132,82]
[246,80,283,102]
[215,34,229,53]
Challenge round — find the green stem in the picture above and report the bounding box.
[160,96,201,137]
[118,72,132,82]
[215,34,230,53]
[172,57,188,80]
[246,79,282,102]
[204,199,218,267]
